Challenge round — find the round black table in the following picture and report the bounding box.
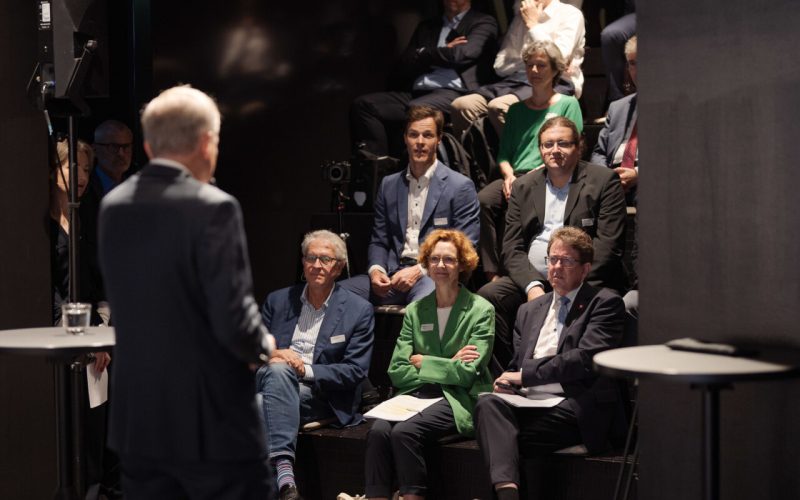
[594,345,800,500]
[0,327,115,499]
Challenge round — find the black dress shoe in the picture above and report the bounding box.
[279,484,303,500]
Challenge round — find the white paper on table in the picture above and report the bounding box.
[364,395,443,422]
[86,364,108,408]
[479,391,564,408]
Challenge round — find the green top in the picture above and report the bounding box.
[388,286,495,437]
[497,94,583,174]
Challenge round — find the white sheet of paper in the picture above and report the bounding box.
[480,392,564,408]
[86,364,108,408]
[364,395,443,422]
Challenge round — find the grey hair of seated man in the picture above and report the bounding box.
[301,229,348,262]
[94,119,132,143]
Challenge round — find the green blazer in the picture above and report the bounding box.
[388,287,495,436]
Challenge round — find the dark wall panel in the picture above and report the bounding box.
[149,1,440,299]
[638,1,800,499]
[0,0,59,497]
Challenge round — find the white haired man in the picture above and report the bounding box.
[98,86,276,499]
[257,230,374,500]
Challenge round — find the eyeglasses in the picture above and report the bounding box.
[545,256,580,268]
[428,255,458,267]
[96,142,133,153]
[540,140,576,151]
[303,255,339,266]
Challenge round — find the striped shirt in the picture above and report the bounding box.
[289,285,334,381]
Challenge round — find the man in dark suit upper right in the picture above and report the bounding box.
[474,226,627,500]
[350,0,498,157]
[478,115,627,371]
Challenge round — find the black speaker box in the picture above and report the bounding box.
[36,0,108,100]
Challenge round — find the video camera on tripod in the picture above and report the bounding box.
[320,149,400,213]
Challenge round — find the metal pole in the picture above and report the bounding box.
[67,116,80,303]
[52,363,75,499]
[70,359,86,498]
[702,386,721,500]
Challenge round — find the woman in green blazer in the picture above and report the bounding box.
[364,229,495,500]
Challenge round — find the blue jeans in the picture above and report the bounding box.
[339,273,434,306]
[255,362,333,460]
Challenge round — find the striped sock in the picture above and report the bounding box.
[274,457,295,491]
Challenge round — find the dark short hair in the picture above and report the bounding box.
[547,226,594,264]
[537,116,582,149]
[405,106,444,137]
[418,229,479,282]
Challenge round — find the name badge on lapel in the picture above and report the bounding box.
[433,217,448,226]
[420,323,434,332]
[330,334,346,344]
[581,218,594,227]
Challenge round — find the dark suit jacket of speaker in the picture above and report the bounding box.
[502,160,628,293]
[98,161,269,462]
[396,9,498,91]
[511,284,627,453]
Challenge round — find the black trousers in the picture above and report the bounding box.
[364,398,457,498]
[120,454,274,500]
[477,276,527,372]
[474,394,582,487]
[350,89,462,157]
[478,174,528,275]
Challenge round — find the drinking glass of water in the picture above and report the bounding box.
[62,303,92,335]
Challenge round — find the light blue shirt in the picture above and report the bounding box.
[290,285,334,381]
[413,11,467,91]
[526,177,570,292]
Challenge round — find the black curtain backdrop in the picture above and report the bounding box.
[0,1,57,498]
[638,1,800,498]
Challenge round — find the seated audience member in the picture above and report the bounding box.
[600,6,636,102]
[49,138,112,488]
[340,106,480,306]
[364,229,494,500]
[257,230,374,500]
[80,119,139,324]
[479,116,626,370]
[350,0,498,157]
[591,35,638,205]
[51,139,97,323]
[479,39,583,281]
[475,227,627,500]
[451,0,585,138]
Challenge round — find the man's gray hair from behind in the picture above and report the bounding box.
[140,85,221,157]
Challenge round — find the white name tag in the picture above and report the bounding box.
[330,334,346,344]
[581,218,594,227]
[433,217,448,226]
[420,323,434,332]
